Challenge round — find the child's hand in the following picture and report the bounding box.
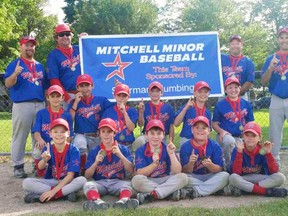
[189,149,198,163]
[114,78,121,86]
[96,150,105,163]
[112,145,123,158]
[167,143,176,155]
[41,143,51,162]
[263,141,273,154]
[74,92,83,103]
[219,130,230,143]
[118,102,126,114]
[40,190,56,202]
[202,157,212,167]
[138,98,145,113]
[152,152,160,165]
[185,97,195,109]
[236,139,244,153]
[36,138,46,150]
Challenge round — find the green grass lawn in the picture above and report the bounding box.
[1,109,288,153]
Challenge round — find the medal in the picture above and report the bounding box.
[154,147,161,155]
[71,66,76,71]
[34,80,39,86]
[259,147,266,155]
[281,75,286,80]
[239,125,243,131]
[119,133,125,141]
[98,149,107,157]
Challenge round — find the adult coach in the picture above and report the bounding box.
[46,24,83,108]
[221,35,255,100]
[260,26,288,166]
[4,36,47,178]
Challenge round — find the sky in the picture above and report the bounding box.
[44,0,167,23]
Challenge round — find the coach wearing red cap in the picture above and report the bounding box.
[46,23,87,109]
[4,36,47,178]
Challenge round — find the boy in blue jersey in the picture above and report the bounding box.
[212,77,254,170]
[102,84,138,150]
[82,118,139,210]
[174,81,212,145]
[68,74,113,174]
[228,122,287,197]
[180,116,229,198]
[23,118,87,203]
[32,85,74,176]
[132,119,188,204]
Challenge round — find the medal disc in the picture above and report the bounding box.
[34,80,39,86]
[259,147,266,155]
[71,67,76,71]
[281,75,286,80]
[239,125,243,131]
[119,133,125,141]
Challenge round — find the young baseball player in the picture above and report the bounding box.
[174,81,212,146]
[102,84,138,150]
[221,34,255,101]
[32,85,74,177]
[68,74,113,174]
[228,122,287,197]
[134,81,175,150]
[131,119,188,204]
[22,118,87,203]
[261,27,288,166]
[180,116,229,198]
[212,77,254,170]
[82,118,139,210]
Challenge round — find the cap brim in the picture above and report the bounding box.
[99,124,116,132]
[77,81,92,86]
[243,129,259,136]
[48,90,63,95]
[115,91,129,96]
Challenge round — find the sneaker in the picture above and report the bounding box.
[66,192,77,202]
[266,188,288,197]
[14,167,27,178]
[231,186,242,197]
[170,190,181,201]
[83,199,110,211]
[220,185,242,197]
[113,198,127,208]
[113,198,139,209]
[24,193,40,203]
[136,193,155,205]
[186,187,201,199]
[126,199,139,209]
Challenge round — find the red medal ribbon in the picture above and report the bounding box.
[114,105,128,132]
[48,106,64,124]
[53,143,69,180]
[100,141,117,162]
[20,57,36,79]
[229,54,243,72]
[278,52,288,76]
[226,97,242,123]
[144,142,163,159]
[195,103,206,117]
[80,95,94,106]
[190,139,208,157]
[56,46,75,68]
[149,101,163,119]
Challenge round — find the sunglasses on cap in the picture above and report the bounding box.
[58,32,71,37]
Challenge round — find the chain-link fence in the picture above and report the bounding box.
[1,72,287,156]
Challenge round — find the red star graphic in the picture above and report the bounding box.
[72,159,80,167]
[102,53,132,81]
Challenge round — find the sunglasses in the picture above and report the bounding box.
[58,32,71,37]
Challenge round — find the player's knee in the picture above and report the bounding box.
[22,178,33,191]
[83,181,97,194]
[274,172,286,186]
[131,175,146,190]
[175,173,188,186]
[228,173,240,186]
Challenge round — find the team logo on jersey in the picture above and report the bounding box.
[150,161,167,178]
[97,161,125,179]
[224,109,248,123]
[146,113,169,124]
[21,71,44,84]
[61,55,80,68]
[78,104,101,118]
[242,165,262,174]
[102,53,132,81]
[51,164,68,179]
[72,159,80,167]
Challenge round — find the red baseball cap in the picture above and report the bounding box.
[194,81,211,92]
[76,74,93,86]
[148,81,163,92]
[50,118,69,131]
[47,85,64,95]
[225,77,240,87]
[193,116,210,127]
[114,84,130,96]
[98,118,117,132]
[54,24,72,34]
[277,26,288,37]
[229,35,242,43]
[20,36,37,45]
[243,122,262,136]
[146,119,165,132]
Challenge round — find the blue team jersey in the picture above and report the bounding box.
[221,53,255,86]
[85,144,133,180]
[230,145,276,175]
[261,53,288,99]
[212,98,254,137]
[46,45,80,91]
[42,143,80,179]
[68,96,113,133]
[32,108,74,143]
[175,105,212,139]
[4,58,47,103]
[135,142,174,178]
[102,105,138,144]
[180,139,224,174]
[142,102,174,135]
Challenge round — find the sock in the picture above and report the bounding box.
[34,158,46,177]
[80,154,87,174]
[119,189,132,199]
[87,190,100,201]
[150,190,159,200]
[54,189,64,200]
[252,183,266,195]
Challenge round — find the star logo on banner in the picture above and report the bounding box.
[102,53,132,81]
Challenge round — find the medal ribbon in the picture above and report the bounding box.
[195,103,206,117]
[53,143,69,180]
[114,105,128,132]
[229,55,243,72]
[278,52,288,76]
[100,141,117,162]
[80,95,94,106]
[149,101,163,119]
[56,46,75,68]
[226,97,242,123]
[190,139,208,158]
[48,106,64,124]
[144,142,163,159]
[20,57,36,80]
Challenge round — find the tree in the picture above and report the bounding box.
[63,0,158,35]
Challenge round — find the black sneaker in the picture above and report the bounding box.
[136,193,155,205]
[14,167,27,178]
[266,188,288,197]
[113,198,139,209]
[66,192,77,202]
[187,187,201,199]
[24,193,40,203]
[83,199,110,211]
